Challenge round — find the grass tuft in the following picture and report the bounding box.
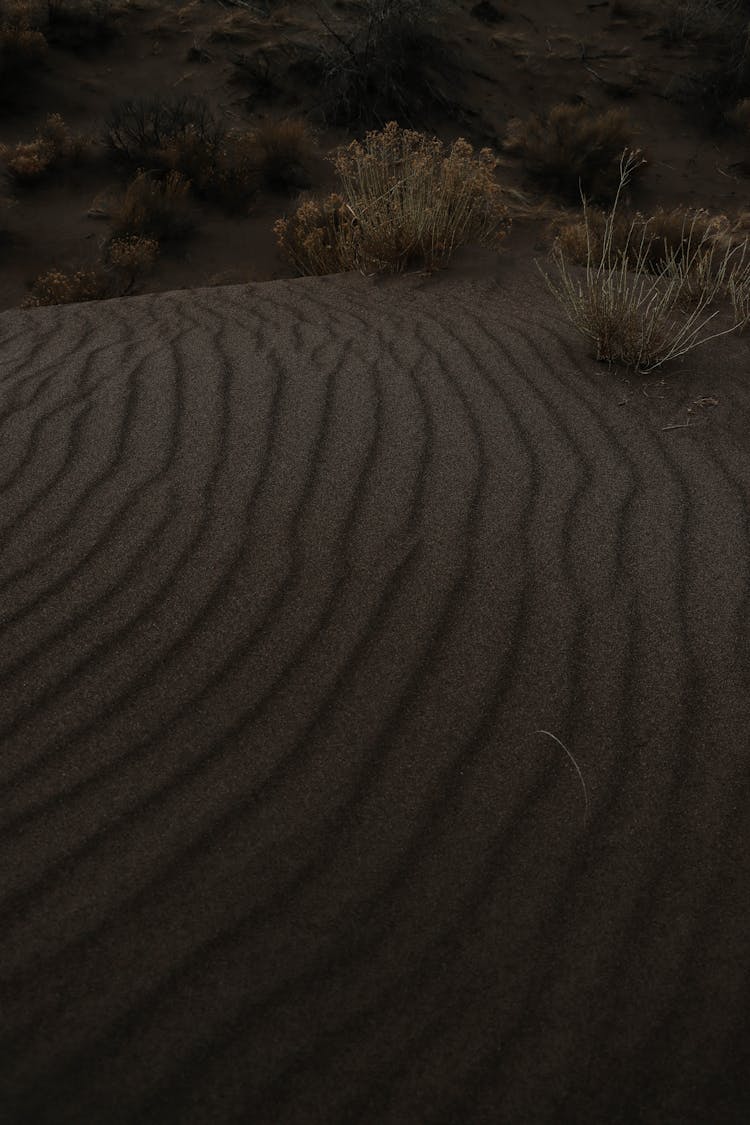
[540,150,750,371]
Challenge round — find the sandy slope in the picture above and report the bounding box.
[1,269,750,1123]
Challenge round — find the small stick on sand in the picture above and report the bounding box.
[535,730,589,825]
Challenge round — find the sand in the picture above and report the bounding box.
[1,262,750,1122]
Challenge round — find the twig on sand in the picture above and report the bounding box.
[535,730,589,825]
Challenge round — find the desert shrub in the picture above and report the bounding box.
[505,103,644,204]
[157,116,314,205]
[540,151,750,370]
[553,204,732,274]
[0,2,48,94]
[110,169,197,240]
[0,113,90,184]
[657,0,746,43]
[311,0,449,125]
[246,117,316,191]
[273,193,360,274]
[45,0,120,47]
[229,40,312,101]
[201,128,262,212]
[275,120,510,275]
[104,95,226,172]
[104,234,159,289]
[22,266,111,306]
[660,3,750,120]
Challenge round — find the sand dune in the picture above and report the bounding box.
[1,270,750,1124]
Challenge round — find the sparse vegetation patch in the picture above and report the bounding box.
[540,151,750,370]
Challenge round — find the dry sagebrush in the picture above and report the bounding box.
[311,0,447,125]
[553,204,734,275]
[248,117,317,192]
[0,1,47,92]
[275,121,510,276]
[23,234,159,307]
[506,103,643,204]
[22,267,110,307]
[541,151,750,371]
[110,170,197,241]
[0,113,90,185]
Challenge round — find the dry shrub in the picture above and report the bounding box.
[663,5,750,121]
[0,113,90,185]
[540,151,750,370]
[552,207,629,265]
[273,193,360,275]
[311,0,450,126]
[0,1,48,91]
[506,103,643,204]
[105,234,159,288]
[205,129,262,212]
[110,170,197,240]
[275,120,510,275]
[156,123,221,195]
[247,117,317,192]
[22,266,110,307]
[658,0,746,43]
[104,95,226,172]
[554,204,731,275]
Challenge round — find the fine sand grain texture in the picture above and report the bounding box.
[1,268,750,1123]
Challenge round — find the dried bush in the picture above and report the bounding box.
[0,113,90,185]
[22,266,111,306]
[275,120,510,275]
[105,234,159,290]
[158,116,314,206]
[661,3,750,121]
[246,117,317,191]
[540,151,750,370]
[110,169,197,240]
[658,0,746,43]
[104,95,226,171]
[0,2,48,93]
[229,41,308,101]
[553,204,732,274]
[273,193,360,275]
[505,103,644,204]
[203,129,262,212]
[310,0,450,125]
